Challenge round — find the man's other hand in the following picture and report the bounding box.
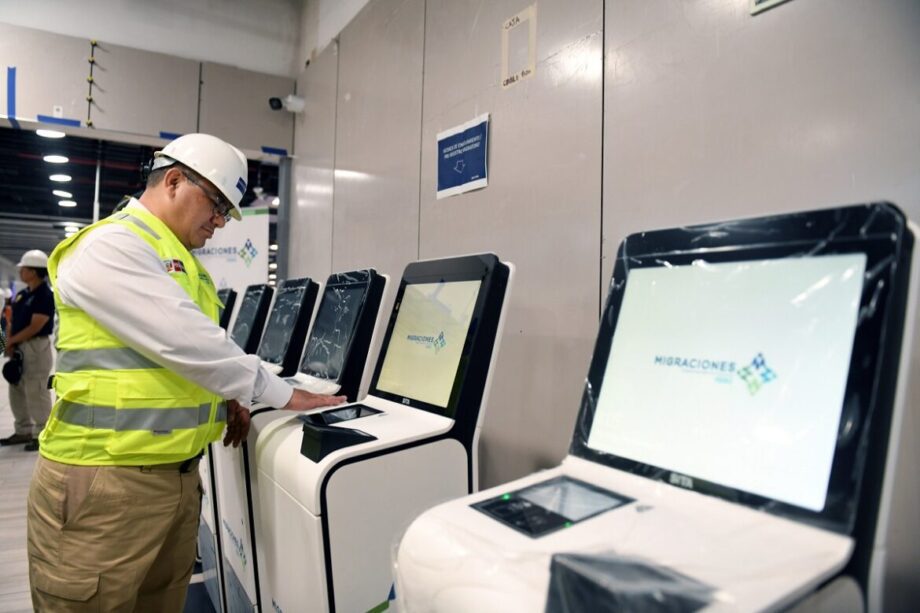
[223,399,251,447]
[283,389,347,412]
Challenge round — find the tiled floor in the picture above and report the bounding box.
[0,374,214,613]
[0,374,39,613]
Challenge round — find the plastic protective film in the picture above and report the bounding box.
[571,203,912,535]
[299,270,371,381]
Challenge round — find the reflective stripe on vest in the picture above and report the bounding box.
[43,204,226,465]
[56,347,164,373]
[57,401,228,431]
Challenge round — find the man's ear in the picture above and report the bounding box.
[163,167,183,198]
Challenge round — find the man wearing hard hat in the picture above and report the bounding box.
[27,133,345,612]
[1,250,54,452]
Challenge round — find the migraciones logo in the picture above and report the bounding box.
[239,238,258,267]
[736,353,777,395]
[407,331,447,353]
[653,352,778,394]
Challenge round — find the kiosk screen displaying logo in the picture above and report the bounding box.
[587,254,866,511]
[376,280,481,408]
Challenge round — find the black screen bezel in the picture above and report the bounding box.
[570,203,911,535]
[256,277,311,364]
[299,270,375,382]
[230,284,272,352]
[369,254,499,418]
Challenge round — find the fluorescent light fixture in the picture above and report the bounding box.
[269,244,279,251]
[36,129,66,139]
[43,154,69,164]
[58,200,77,208]
[271,197,280,206]
[268,262,278,271]
[52,189,73,198]
[50,174,72,182]
[268,273,278,280]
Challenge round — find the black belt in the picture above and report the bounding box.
[138,452,203,473]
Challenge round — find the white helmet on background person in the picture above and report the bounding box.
[152,133,248,221]
[17,249,49,268]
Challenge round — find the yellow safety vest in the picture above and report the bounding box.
[41,207,227,465]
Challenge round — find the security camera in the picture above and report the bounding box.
[268,94,305,113]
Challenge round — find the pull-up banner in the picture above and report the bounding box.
[193,207,269,294]
[437,113,490,200]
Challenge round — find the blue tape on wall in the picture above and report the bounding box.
[6,67,19,129]
[36,114,81,127]
[260,146,288,156]
[159,131,182,140]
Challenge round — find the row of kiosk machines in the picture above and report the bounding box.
[395,203,920,612]
[199,254,514,613]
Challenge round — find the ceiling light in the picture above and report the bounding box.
[36,129,66,139]
[53,189,73,198]
[271,197,280,206]
[268,273,277,280]
[58,200,77,208]
[268,262,278,271]
[269,244,278,251]
[50,174,71,182]
[43,155,69,164]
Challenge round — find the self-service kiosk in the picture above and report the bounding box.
[395,204,920,612]
[201,283,274,613]
[214,278,321,612]
[217,288,237,330]
[230,284,275,354]
[255,253,514,613]
[216,270,389,612]
[199,286,239,612]
[255,277,320,376]
[285,269,388,399]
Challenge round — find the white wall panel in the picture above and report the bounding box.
[289,43,339,282]
[603,0,920,285]
[200,63,295,154]
[90,41,198,137]
[420,0,604,487]
[0,23,87,124]
[331,0,424,279]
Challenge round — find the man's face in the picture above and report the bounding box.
[172,172,229,249]
[18,266,34,283]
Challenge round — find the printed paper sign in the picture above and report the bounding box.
[436,114,489,200]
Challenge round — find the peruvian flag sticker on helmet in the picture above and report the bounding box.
[236,177,247,194]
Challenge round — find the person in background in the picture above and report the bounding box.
[27,133,345,612]
[1,251,55,452]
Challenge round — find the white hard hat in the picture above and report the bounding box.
[17,249,49,268]
[152,133,248,221]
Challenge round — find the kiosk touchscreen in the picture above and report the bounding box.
[215,270,387,613]
[217,288,236,330]
[287,269,387,399]
[255,277,319,376]
[229,284,274,354]
[396,204,919,612]
[255,254,514,613]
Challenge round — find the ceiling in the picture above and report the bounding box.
[0,125,278,264]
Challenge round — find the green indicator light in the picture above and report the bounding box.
[564,522,573,528]
[501,494,511,501]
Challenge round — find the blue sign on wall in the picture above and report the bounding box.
[437,114,489,199]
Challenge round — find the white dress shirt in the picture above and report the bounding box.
[54,200,293,409]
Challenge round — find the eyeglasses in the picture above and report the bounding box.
[182,171,234,222]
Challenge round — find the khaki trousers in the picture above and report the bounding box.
[27,455,202,612]
[8,335,53,436]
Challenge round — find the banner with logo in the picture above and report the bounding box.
[192,208,269,294]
